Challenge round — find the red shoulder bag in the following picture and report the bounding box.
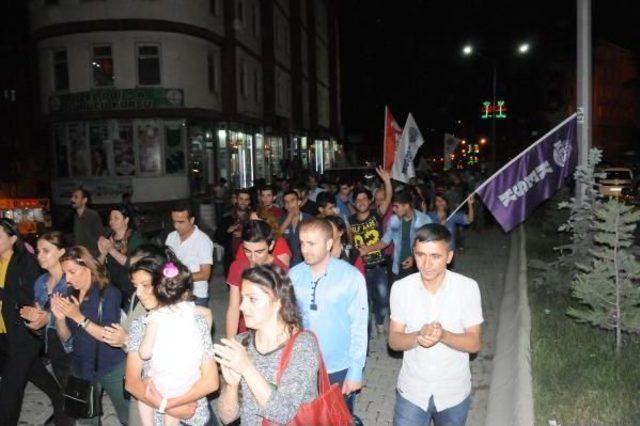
[262,330,353,426]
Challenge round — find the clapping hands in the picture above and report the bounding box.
[417,322,443,348]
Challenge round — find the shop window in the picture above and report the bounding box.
[113,122,135,176]
[138,123,162,174]
[53,49,69,91]
[137,45,161,86]
[165,123,186,174]
[92,45,114,87]
[68,123,90,177]
[89,122,110,176]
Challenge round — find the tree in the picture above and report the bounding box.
[567,199,640,354]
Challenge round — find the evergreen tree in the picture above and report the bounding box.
[567,199,640,354]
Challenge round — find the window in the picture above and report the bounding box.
[209,0,218,16]
[207,53,218,93]
[236,0,245,26]
[165,123,185,174]
[253,69,259,102]
[53,50,69,91]
[137,45,160,86]
[239,61,248,98]
[251,3,260,37]
[92,45,114,87]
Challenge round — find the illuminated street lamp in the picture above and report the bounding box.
[462,45,473,56]
[480,138,487,145]
[518,43,530,54]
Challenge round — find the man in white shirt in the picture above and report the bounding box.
[165,203,214,307]
[388,223,483,426]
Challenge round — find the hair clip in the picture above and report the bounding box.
[162,262,179,279]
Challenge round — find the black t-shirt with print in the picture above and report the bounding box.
[349,212,384,266]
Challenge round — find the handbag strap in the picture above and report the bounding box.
[93,296,104,374]
[274,330,331,393]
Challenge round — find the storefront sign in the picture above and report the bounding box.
[52,178,133,205]
[50,88,184,113]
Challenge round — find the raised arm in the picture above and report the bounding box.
[376,166,393,216]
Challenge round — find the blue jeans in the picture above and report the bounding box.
[365,264,389,325]
[194,297,210,308]
[393,391,470,426]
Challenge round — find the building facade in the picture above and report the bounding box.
[29,0,342,208]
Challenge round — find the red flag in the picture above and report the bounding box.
[383,106,403,171]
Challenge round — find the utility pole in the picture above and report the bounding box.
[576,0,592,203]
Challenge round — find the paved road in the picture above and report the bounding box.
[18,228,508,425]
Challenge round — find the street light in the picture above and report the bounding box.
[518,43,530,54]
[461,42,531,170]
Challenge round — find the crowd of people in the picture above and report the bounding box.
[0,166,486,426]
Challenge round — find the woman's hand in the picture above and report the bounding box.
[220,364,242,387]
[213,338,252,376]
[50,294,68,321]
[97,236,112,255]
[102,323,128,348]
[52,295,83,324]
[20,304,49,330]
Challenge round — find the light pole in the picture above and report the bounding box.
[462,43,530,171]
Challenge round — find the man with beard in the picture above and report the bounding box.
[70,187,104,257]
[215,189,252,275]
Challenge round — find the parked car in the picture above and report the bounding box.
[598,167,634,198]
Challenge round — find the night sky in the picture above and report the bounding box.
[340,0,640,157]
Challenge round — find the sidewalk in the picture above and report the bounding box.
[18,228,508,425]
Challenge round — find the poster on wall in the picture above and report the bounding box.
[68,123,89,177]
[113,122,135,176]
[89,123,110,176]
[164,123,185,174]
[138,123,162,174]
[53,125,69,178]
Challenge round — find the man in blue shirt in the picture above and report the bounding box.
[288,217,368,415]
[362,190,432,282]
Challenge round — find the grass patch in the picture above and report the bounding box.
[528,229,640,425]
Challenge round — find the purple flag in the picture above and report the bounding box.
[476,114,577,232]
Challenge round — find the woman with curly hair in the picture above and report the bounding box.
[215,264,321,425]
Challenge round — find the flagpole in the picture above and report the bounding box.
[446,113,577,220]
[383,106,388,168]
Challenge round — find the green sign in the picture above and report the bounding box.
[50,88,184,113]
[481,100,508,119]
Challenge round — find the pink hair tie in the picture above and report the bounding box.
[162,262,179,278]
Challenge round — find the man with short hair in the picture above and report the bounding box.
[279,190,311,267]
[350,166,393,335]
[364,190,432,281]
[293,182,318,216]
[306,174,326,202]
[215,189,252,275]
[225,220,288,339]
[165,202,214,307]
[315,191,339,218]
[336,179,355,218]
[289,218,368,416]
[70,187,104,257]
[259,184,284,220]
[389,224,482,425]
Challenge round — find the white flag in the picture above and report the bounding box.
[443,133,461,170]
[391,113,424,183]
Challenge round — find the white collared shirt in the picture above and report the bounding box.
[166,226,213,298]
[390,270,483,411]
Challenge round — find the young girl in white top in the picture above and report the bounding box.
[138,260,207,426]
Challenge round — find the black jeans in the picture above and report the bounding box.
[0,330,64,426]
[45,329,72,388]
